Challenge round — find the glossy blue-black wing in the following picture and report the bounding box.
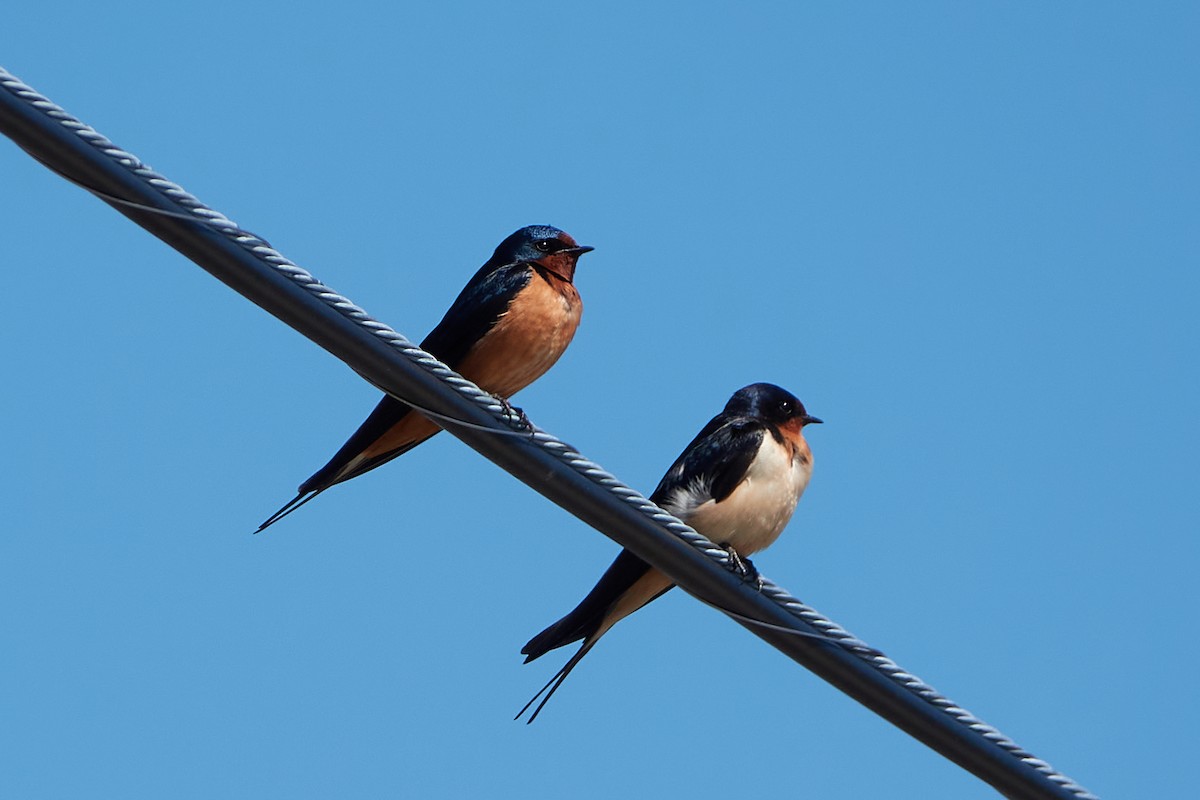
[649,416,765,508]
[520,418,766,656]
[257,261,534,532]
[418,260,533,368]
[299,262,532,493]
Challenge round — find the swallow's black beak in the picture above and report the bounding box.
[564,245,594,256]
[801,414,823,426]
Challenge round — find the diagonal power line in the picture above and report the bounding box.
[0,66,1096,800]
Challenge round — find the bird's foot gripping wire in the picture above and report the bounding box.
[724,546,763,590]
[491,393,532,432]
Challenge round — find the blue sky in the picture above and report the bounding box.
[2,3,1197,798]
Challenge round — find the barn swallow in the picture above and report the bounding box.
[257,225,593,532]
[517,382,821,722]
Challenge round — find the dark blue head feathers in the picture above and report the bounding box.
[725,383,821,426]
[490,225,592,266]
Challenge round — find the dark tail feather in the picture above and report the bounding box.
[304,438,424,496]
[521,549,654,662]
[255,488,325,533]
[522,616,584,664]
[255,430,427,534]
[516,637,599,724]
[295,395,423,495]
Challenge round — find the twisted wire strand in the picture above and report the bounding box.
[0,66,1097,800]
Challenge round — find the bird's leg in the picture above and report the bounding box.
[491,392,531,431]
[723,545,763,590]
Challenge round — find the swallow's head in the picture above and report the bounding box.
[494,225,594,282]
[727,383,822,428]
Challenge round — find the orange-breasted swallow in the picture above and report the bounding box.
[517,382,821,722]
[257,225,593,532]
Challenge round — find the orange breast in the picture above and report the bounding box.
[347,274,580,471]
[455,272,582,398]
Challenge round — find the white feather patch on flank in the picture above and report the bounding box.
[664,434,811,557]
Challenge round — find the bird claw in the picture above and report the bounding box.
[492,393,532,431]
[724,546,763,589]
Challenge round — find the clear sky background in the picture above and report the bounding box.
[2,3,1197,798]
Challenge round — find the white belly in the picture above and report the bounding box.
[668,436,811,556]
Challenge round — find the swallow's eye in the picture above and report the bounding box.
[534,239,555,253]
[779,400,793,415]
